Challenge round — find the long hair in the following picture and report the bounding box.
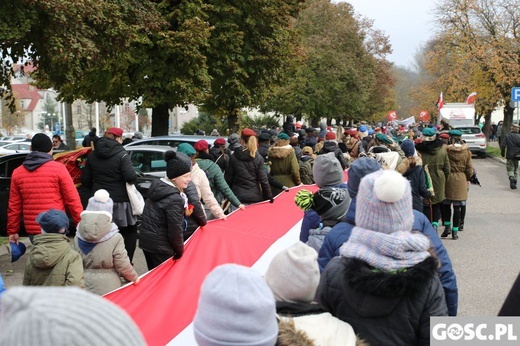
[243,135,258,158]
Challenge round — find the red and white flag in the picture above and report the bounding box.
[387,110,397,121]
[419,110,430,122]
[104,183,339,346]
[466,92,477,104]
[437,92,444,111]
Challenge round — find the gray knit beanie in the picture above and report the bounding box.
[86,189,113,214]
[193,264,278,346]
[355,169,414,234]
[312,152,343,187]
[265,242,320,303]
[0,286,145,346]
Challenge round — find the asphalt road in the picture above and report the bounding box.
[1,155,519,317]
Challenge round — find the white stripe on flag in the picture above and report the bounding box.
[167,219,304,345]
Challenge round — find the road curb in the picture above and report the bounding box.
[489,155,506,165]
[0,238,32,258]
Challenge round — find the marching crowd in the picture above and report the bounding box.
[0,119,519,345]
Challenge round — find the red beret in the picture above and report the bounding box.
[325,132,336,140]
[241,128,257,138]
[439,133,450,139]
[214,138,226,146]
[106,127,123,137]
[194,140,209,151]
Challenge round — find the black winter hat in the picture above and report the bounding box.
[31,133,52,153]
[165,151,191,179]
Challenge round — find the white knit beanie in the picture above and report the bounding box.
[193,264,278,346]
[0,286,145,346]
[355,169,414,234]
[86,189,113,214]
[265,242,320,303]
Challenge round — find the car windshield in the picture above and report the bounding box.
[457,127,481,135]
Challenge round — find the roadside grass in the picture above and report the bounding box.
[0,237,8,246]
[487,146,501,158]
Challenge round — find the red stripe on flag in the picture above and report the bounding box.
[104,185,319,346]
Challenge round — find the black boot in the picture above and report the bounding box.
[452,230,459,240]
[459,222,464,231]
[510,176,517,189]
[441,226,451,238]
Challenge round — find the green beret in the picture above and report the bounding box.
[449,129,463,137]
[278,133,290,140]
[177,142,196,156]
[375,133,393,144]
[422,128,435,137]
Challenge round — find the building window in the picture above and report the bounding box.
[77,105,81,116]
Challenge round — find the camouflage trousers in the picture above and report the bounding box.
[506,159,519,179]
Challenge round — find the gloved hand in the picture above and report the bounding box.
[269,198,274,203]
[282,186,290,192]
[173,252,182,260]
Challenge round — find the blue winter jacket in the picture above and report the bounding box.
[317,206,459,316]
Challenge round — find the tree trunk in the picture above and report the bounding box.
[151,103,170,137]
[502,104,515,140]
[65,103,76,150]
[483,114,491,141]
[227,109,239,134]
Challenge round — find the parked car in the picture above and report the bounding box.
[124,135,220,149]
[125,145,175,178]
[0,142,31,156]
[0,152,158,236]
[454,125,487,158]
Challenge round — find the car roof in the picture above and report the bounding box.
[125,145,174,152]
[124,135,219,148]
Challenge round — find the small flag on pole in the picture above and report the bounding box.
[466,92,477,104]
[437,92,444,111]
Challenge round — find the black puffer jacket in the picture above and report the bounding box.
[317,256,447,346]
[318,141,347,170]
[225,147,272,203]
[185,180,208,237]
[82,137,137,202]
[139,179,202,258]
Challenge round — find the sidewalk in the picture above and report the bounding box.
[487,141,505,165]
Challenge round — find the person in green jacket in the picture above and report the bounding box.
[193,140,245,212]
[416,128,451,232]
[23,209,84,287]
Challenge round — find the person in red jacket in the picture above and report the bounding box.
[7,133,83,244]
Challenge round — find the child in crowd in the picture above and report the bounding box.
[266,242,363,346]
[23,209,84,287]
[73,189,139,295]
[317,170,448,345]
[193,264,279,346]
[0,286,145,345]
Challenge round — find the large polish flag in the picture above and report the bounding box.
[104,184,322,346]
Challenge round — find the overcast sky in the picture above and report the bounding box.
[342,0,437,69]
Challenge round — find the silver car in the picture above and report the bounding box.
[124,135,220,149]
[124,145,175,178]
[455,125,487,158]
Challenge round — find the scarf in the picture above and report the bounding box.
[339,227,430,271]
